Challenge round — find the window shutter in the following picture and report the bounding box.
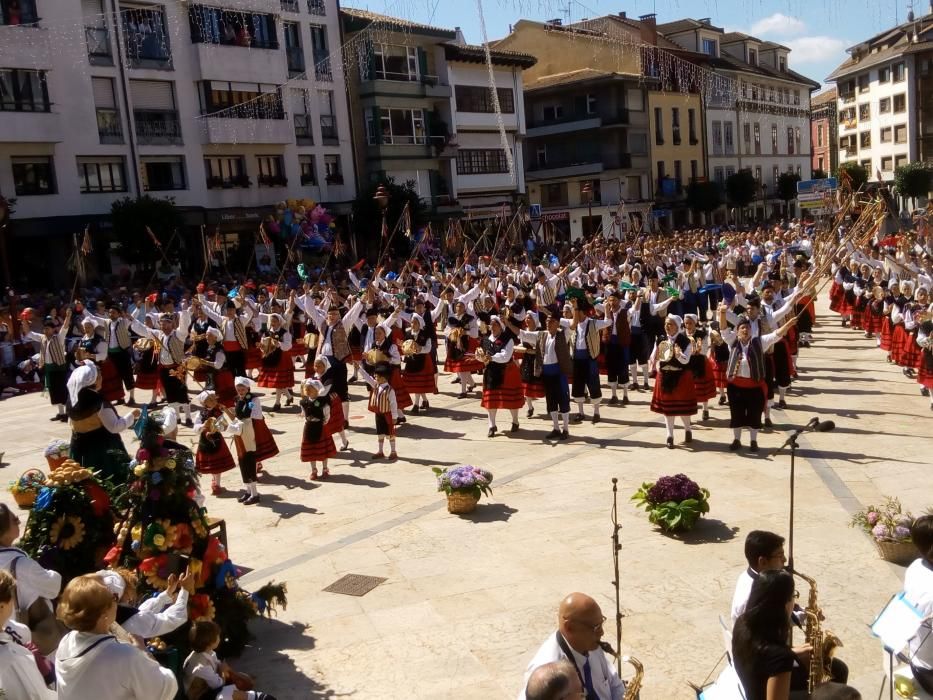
[290,89,307,114]
[129,80,174,110]
[82,0,104,20]
[91,77,115,108]
[417,47,428,78]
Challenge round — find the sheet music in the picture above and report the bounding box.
[871,592,925,652]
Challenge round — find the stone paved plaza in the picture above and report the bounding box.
[2,297,931,699]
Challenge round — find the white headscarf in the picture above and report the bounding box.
[206,327,223,342]
[410,313,424,330]
[305,379,324,394]
[96,570,126,599]
[489,315,503,335]
[666,314,683,334]
[194,390,216,407]
[268,313,284,328]
[684,314,699,326]
[67,360,98,405]
[315,355,331,372]
[234,376,253,389]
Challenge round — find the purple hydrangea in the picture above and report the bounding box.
[436,465,493,493]
[896,514,913,527]
[866,511,880,526]
[872,523,891,539]
[894,525,911,541]
[646,474,702,505]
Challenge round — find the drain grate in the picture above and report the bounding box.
[322,573,387,597]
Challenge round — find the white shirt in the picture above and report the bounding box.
[518,631,624,700]
[519,330,563,365]
[904,558,933,670]
[122,589,189,640]
[731,568,756,624]
[182,650,225,694]
[0,547,62,614]
[0,623,56,699]
[719,332,781,378]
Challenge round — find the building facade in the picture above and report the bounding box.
[828,9,933,182]
[810,88,838,177]
[0,0,355,282]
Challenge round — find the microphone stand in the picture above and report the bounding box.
[611,478,623,678]
[769,418,819,576]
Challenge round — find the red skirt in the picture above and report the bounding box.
[135,366,160,391]
[100,359,124,402]
[326,393,345,435]
[196,438,236,475]
[522,378,546,399]
[235,418,279,463]
[245,343,262,371]
[215,369,237,406]
[693,357,718,402]
[918,351,933,388]
[350,346,364,362]
[445,336,484,374]
[798,294,816,324]
[288,325,306,358]
[863,308,884,335]
[301,432,336,462]
[713,358,728,389]
[194,367,209,384]
[257,352,295,389]
[389,365,413,410]
[403,354,438,395]
[650,369,698,416]
[898,330,922,369]
[481,361,525,409]
[880,317,894,351]
[891,325,909,365]
[829,281,853,315]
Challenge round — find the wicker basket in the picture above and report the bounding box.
[447,491,479,515]
[874,539,918,566]
[10,468,46,509]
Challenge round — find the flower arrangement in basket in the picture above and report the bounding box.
[8,469,46,509]
[432,465,493,514]
[850,497,923,565]
[43,439,70,471]
[631,473,710,533]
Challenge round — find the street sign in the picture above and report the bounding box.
[529,203,542,219]
[797,178,838,195]
[530,219,543,236]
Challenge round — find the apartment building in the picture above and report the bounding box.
[0,0,354,280]
[828,7,933,181]
[660,19,818,220]
[494,19,654,240]
[810,88,838,176]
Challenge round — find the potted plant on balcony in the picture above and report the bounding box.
[232,175,251,188]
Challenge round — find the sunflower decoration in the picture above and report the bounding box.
[172,523,193,553]
[189,593,216,622]
[189,508,208,538]
[49,515,86,551]
[139,554,170,590]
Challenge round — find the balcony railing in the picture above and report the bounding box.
[308,0,325,15]
[287,46,305,76]
[85,26,112,63]
[134,109,182,144]
[205,98,285,120]
[294,113,313,144]
[300,173,317,185]
[280,0,299,11]
[258,174,288,187]
[529,106,630,128]
[206,175,251,189]
[320,115,338,144]
[325,172,343,185]
[96,108,123,144]
[314,55,332,81]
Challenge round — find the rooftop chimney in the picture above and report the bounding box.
[618,11,626,18]
[699,17,712,25]
[639,14,658,45]
[639,13,657,25]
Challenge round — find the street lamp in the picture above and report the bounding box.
[373,184,391,259]
[581,181,594,238]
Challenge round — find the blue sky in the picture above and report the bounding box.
[355,0,912,89]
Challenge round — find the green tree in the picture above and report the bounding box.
[777,172,801,212]
[894,161,932,206]
[351,178,428,261]
[836,162,868,191]
[812,169,828,180]
[110,195,184,268]
[725,170,758,209]
[685,180,722,217]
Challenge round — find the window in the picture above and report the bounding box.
[372,44,419,82]
[457,149,509,175]
[879,66,890,82]
[257,155,286,187]
[771,124,778,153]
[308,0,325,15]
[586,94,597,115]
[817,156,824,172]
[859,103,870,121]
[77,157,127,193]
[860,131,871,148]
[858,74,869,93]
[769,87,775,103]
[319,89,337,143]
[751,84,759,101]
[541,182,566,207]
[787,127,795,154]
[796,165,801,178]
[629,132,648,155]
[142,157,186,191]
[741,81,748,99]
[671,107,681,145]
[188,5,278,49]
[291,89,312,144]
[656,160,666,184]
[879,97,891,114]
[754,166,762,184]
[860,159,871,170]
[84,0,113,64]
[893,62,905,82]
[673,160,682,189]
[881,127,892,143]
[724,122,734,154]
[779,56,786,72]
[324,154,342,184]
[772,165,779,187]
[895,154,908,169]
[366,107,425,145]
[542,104,564,121]
[894,124,907,144]
[626,176,641,200]
[702,38,717,56]
[121,5,171,67]
[817,125,824,147]
[200,81,284,119]
[713,167,725,185]
[283,22,304,76]
[688,108,697,144]
[754,122,761,154]
[690,159,698,181]
[310,25,331,81]
[894,94,906,113]
[577,179,601,204]
[793,90,800,106]
[535,144,547,168]
[455,85,515,114]
[743,122,751,149]
[299,155,317,185]
[725,167,735,180]
[654,107,663,145]
[280,0,299,11]
[0,69,50,112]
[712,120,722,154]
[131,80,181,143]
[1,0,39,25]
[204,156,248,188]
[748,48,757,66]
[12,156,55,195]
[881,156,893,171]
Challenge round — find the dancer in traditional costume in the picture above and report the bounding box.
[516,312,545,418]
[130,310,192,426]
[478,315,524,437]
[299,379,336,480]
[191,390,237,495]
[568,298,611,424]
[76,317,123,403]
[312,356,349,451]
[228,377,273,505]
[355,362,399,461]
[22,311,71,421]
[256,312,296,410]
[401,313,437,414]
[444,299,482,398]
[684,314,717,421]
[916,304,933,409]
[649,315,697,448]
[85,302,137,404]
[601,291,632,406]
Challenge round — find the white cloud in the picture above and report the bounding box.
[748,13,807,37]
[784,36,848,65]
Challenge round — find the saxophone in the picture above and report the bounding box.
[794,570,843,693]
[622,655,644,700]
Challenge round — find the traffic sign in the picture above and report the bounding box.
[529,203,542,219]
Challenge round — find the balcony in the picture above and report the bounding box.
[258,174,288,187]
[0,24,50,71]
[314,55,332,82]
[134,110,182,145]
[280,0,299,10]
[0,110,62,143]
[193,43,284,84]
[200,116,292,145]
[206,175,251,190]
[325,172,343,185]
[840,92,855,104]
[320,115,338,145]
[96,108,123,144]
[359,76,451,100]
[300,173,317,186]
[122,23,172,70]
[527,107,630,137]
[85,26,112,65]
[308,0,325,15]
[294,114,313,144]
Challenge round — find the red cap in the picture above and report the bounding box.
[146,293,158,303]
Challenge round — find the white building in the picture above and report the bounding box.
[827,7,933,182]
[440,40,535,223]
[659,19,819,220]
[0,0,355,281]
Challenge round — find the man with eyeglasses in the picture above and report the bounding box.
[518,592,625,700]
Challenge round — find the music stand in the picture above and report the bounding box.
[870,592,925,700]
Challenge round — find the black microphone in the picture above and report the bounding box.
[815,420,835,432]
[805,416,820,429]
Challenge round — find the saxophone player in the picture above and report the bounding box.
[518,592,626,700]
[904,514,933,694]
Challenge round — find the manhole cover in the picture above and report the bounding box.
[322,574,387,597]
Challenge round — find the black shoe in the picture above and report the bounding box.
[452,377,461,384]
[487,426,497,438]
[778,399,787,409]
[702,409,710,421]
[684,431,693,444]
[396,416,406,425]
[666,437,674,449]
[559,430,569,441]
[628,382,638,391]
[922,387,930,397]
[608,397,619,406]
[642,381,650,391]
[904,368,916,378]
[764,417,773,428]
[237,491,250,503]
[621,396,630,405]
[718,395,727,406]
[841,319,848,327]
[411,405,420,415]
[509,422,519,433]
[348,376,358,384]
[457,392,468,399]
[571,413,583,424]
[749,441,759,453]
[546,429,561,439]
[243,494,261,505]
[286,395,294,406]
[115,398,126,406]
[50,414,63,422]
[591,413,600,424]
[864,332,872,339]
[184,418,194,428]
[147,401,158,408]
[729,439,741,451]
[421,401,429,410]
[527,407,534,418]
[271,403,281,411]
